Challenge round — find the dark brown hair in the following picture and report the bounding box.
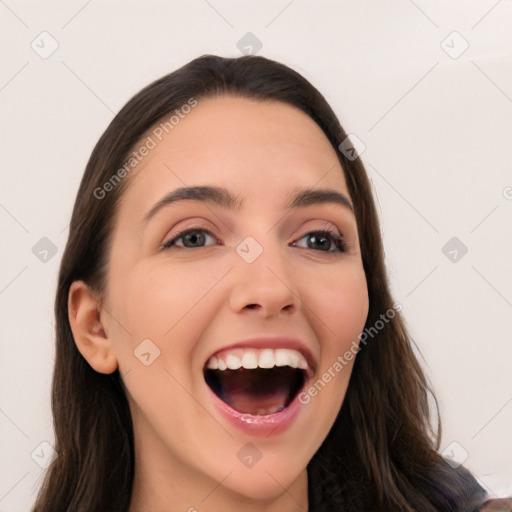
[33,54,488,511]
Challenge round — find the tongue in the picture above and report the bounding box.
[214,367,298,416]
[224,385,289,415]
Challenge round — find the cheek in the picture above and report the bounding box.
[295,265,368,444]
[306,264,369,349]
[106,260,229,434]
[107,258,230,365]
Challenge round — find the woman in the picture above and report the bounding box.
[33,54,506,511]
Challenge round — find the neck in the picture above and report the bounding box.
[129,459,309,512]
[128,423,309,512]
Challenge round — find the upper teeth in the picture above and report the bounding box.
[206,348,308,371]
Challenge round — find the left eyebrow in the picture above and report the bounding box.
[286,187,354,212]
[141,185,354,228]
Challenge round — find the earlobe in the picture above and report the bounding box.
[68,280,118,375]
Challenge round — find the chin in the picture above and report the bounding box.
[220,465,304,502]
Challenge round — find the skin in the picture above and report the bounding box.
[68,96,369,512]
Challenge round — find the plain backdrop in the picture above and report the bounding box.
[1,1,511,509]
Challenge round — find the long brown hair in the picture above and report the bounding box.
[33,54,487,511]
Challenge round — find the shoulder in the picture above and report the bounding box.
[450,464,511,512]
[475,498,512,511]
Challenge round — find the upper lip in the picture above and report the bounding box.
[203,336,318,377]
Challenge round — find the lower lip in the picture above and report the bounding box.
[205,383,306,437]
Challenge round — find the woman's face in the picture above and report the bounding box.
[102,96,369,504]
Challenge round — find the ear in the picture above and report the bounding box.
[68,280,118,374]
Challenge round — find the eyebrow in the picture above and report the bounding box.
[141,185,354,227]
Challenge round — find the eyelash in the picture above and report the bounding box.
[161,227,346,253]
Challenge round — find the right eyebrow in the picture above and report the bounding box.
[141,186,243,228]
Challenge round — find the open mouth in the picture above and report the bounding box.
[203,347,311,416]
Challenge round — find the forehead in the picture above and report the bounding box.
[118,96,349,219]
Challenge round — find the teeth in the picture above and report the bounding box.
[288,351,301,368]
[207,356,218,370]
[241,350,258,369]
[255,404,284,415]
[259,349,275,368]
[275,349,291,367]
[226,354,242,370]
[206,347,308,372]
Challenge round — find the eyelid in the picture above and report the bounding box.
[305,219,341,236]
[160,217,217,243]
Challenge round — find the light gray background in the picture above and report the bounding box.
[1,1,511,510]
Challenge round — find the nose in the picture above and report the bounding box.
[229,240,299,318]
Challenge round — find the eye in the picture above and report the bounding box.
[161,228,220,249]
[290,230,345,253]
[161,228,345,253]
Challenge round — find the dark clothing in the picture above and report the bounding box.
[306,464,511,512]
[478,499,512,512]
